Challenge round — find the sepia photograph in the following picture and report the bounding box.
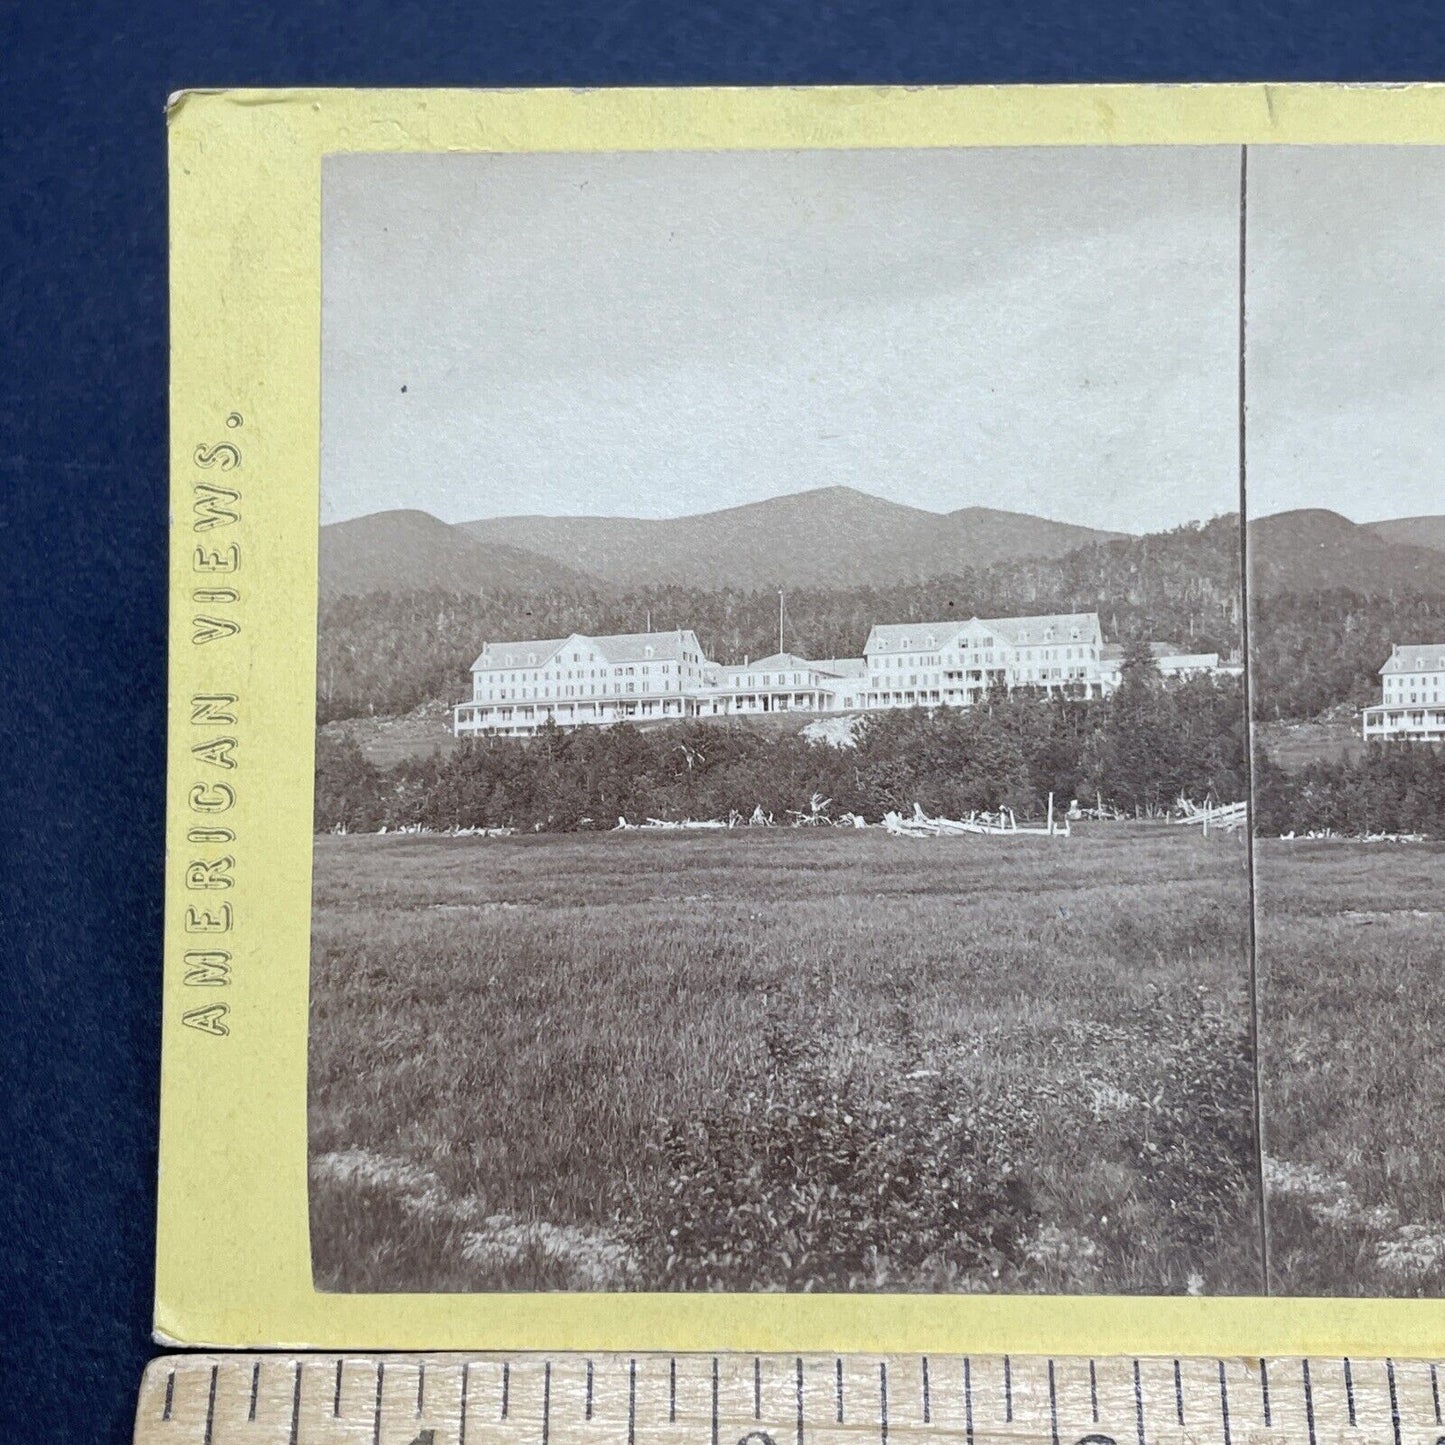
[1246,146,1445,1297]
[307,146,1265,1295]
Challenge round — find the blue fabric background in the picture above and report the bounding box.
[4,3,1445,1440]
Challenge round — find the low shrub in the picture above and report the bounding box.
[618,1022,1034,1291]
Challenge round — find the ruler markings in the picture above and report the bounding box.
[794,1358,804,1445]
[1047,1358,1059,1445]
[202,1366,218,1445]
[963,1357,973,1445]
[1388,1358,1402,1445]
[1302,1358,1317,1445]
[286,1364,300,1445]
[131,1353,1445,1445]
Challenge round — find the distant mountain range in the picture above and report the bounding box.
[323,486,1119,597]
[460,486,1121,591]
[319,487,1445,600]
[320,508,595,598]
[1365,515,1445,554]
[1250,509,1445,595]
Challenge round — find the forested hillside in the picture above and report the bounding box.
[316,508,1445,725]
[1250,592,1445,719]
[317,518,1244,722]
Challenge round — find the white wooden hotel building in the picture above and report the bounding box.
[1362,642,1445,742]
[452,611,1220,738]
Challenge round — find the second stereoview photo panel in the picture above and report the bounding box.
[308,141,1445,1300]
[1246,146,1445,1297]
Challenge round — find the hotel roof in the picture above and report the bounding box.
[864,611,1102,653]
[471,629,697,672]
[1381,643,1445,674]
[811,657,868,678]
[726,652,817,672]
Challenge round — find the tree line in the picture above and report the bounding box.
[316,658,1250,834]
[1253,743,1445,836]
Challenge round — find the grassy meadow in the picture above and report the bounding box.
[1257,838,1445,1295]
[309,824,1262,1294]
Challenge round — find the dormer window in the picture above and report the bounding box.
[925,634,935,647]
[644,645,654,658]
[527,653,537,665]
[1044,628,1054,641]
[1071,628,1080,641]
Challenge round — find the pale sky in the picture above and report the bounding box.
[321,145,1444,531]
[1247,146,1445,522]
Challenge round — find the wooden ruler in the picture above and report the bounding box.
[137,1353,1445,1445]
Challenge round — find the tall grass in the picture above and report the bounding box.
[309,824,1261,1294]
[1257,839,1445,1295]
